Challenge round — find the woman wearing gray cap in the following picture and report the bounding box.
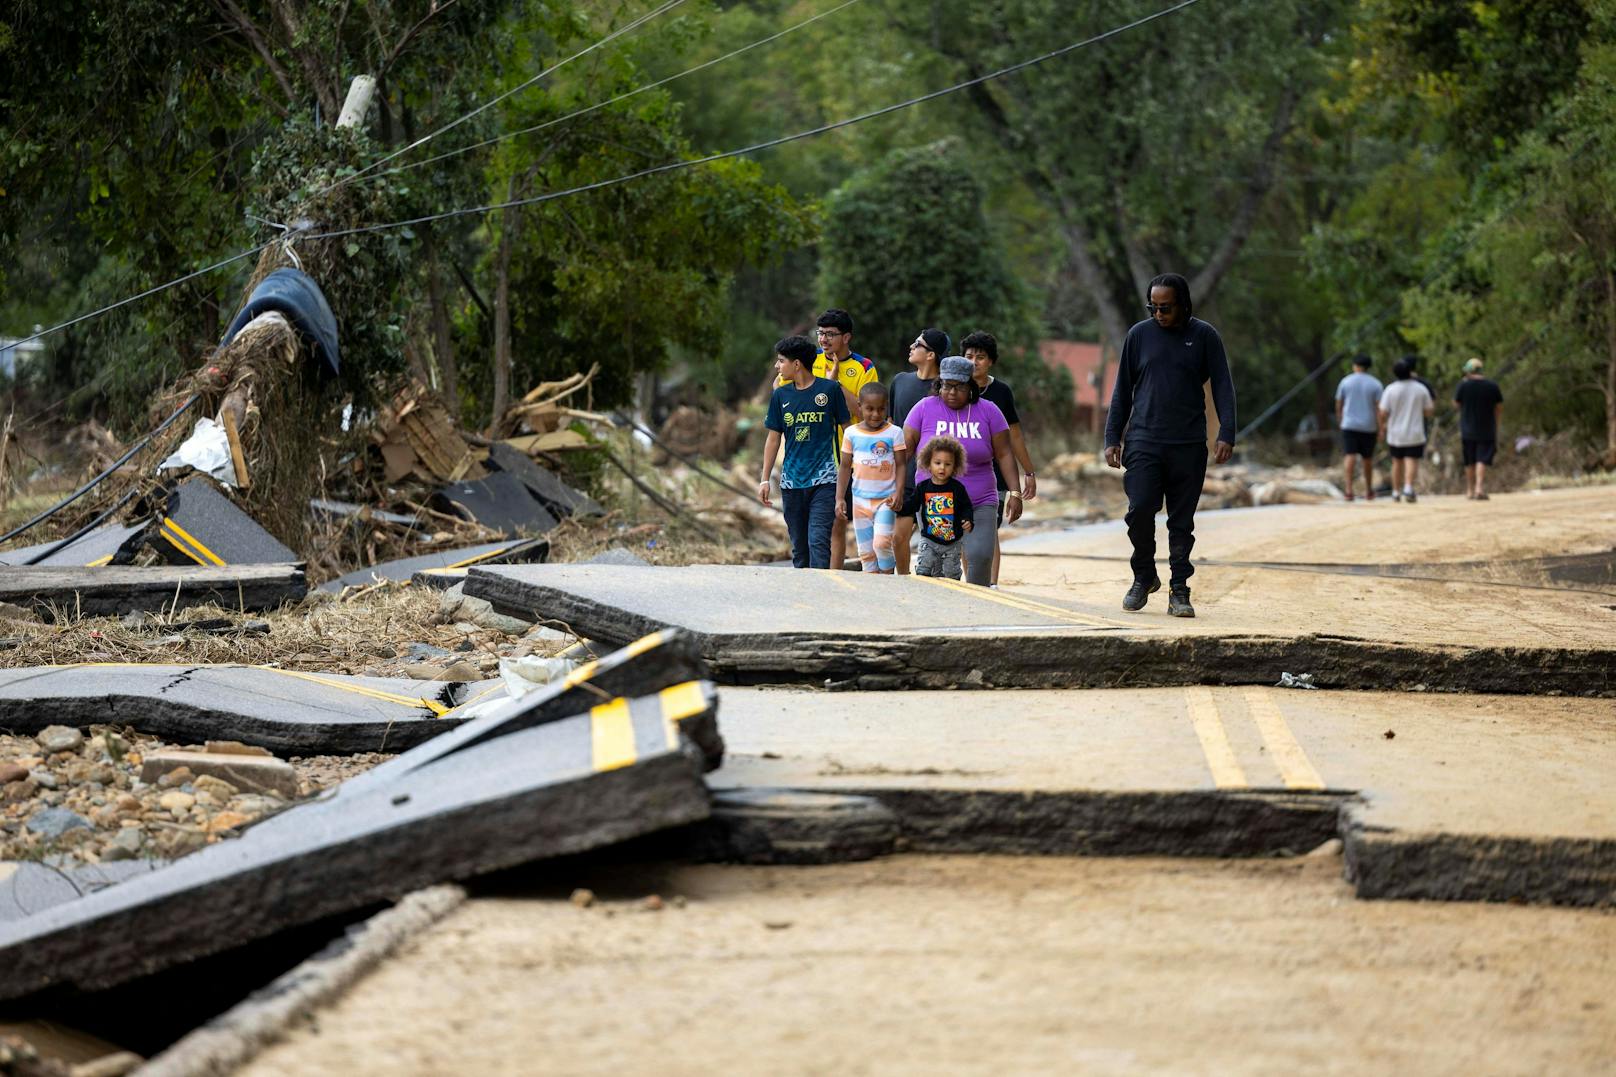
[902,355,1023,586]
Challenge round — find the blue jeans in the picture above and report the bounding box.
[782,484,836,568]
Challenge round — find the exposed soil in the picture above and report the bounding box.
[242,854,1616,1076]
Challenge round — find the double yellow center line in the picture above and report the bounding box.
[1185,686,1325,791]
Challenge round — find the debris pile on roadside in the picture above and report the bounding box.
[1040,452,1347,511]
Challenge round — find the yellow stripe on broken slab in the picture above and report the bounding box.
[590,697,637,772]
[1243,688,1325,790]
[658,680,708,745]
[1185,686,1248,789]
[446,546,513,569]
[160,518,226,566]
[254,667,451,717]
[561,630,669,691]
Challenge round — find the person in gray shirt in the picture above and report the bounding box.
[890,327,946,574]
[1335,355,1384,501]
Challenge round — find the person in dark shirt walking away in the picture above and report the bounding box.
[899,435,974,579]
[1335,355,1383,502]
[1454,357,1504,500]
[962,330,1037,587]
[1104,273,1236,618]
[759,335,852,568]
[890,327,947,575]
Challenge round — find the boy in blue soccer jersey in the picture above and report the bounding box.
[759,335,853,568]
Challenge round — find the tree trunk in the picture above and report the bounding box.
[424,225,458,410]
[1604,269,1616,467]
[488,194,517,437]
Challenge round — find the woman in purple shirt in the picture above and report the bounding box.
[902,355,1023,585]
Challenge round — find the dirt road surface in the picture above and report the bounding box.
[1001,487,1616,649]
[242,855,1615,1076]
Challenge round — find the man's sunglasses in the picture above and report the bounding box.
[1146,303,1177,315]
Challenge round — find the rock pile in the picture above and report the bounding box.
[0,726,390,870]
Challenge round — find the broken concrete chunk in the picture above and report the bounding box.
[141,750,298,799]
[0,679,719,999]
[149,477,298,566]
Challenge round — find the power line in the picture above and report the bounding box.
[0,393,200,546]
[10,0,694,355]
[303,0,1205,242]
[354,0,866,187]
[318,0,690,198]
[4,242,275,353]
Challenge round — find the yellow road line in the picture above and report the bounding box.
[447,546,513,569]
[561,630,669,690]
[912,575,1113,628]
[658,680,708,744]
[159,517,226,566]
[1185,686,1248,789]
[825,572,858,590]
[85,554,113,567]
[1243,688,1325,790]
[254,667,451,717]
[590,697,637,771]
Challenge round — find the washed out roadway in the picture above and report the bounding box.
[712,684,1616,905]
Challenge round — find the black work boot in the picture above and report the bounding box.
[1167,585,1195,618]
[1122,575,1161,612]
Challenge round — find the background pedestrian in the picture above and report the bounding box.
[1379,358,1434,502]
[1335,355,1383,501]
[1454,357,1504,500]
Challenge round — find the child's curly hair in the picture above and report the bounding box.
[918,435,966,476]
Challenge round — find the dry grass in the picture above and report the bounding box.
[0,585,477,674]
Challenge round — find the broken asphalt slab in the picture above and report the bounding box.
[463,564,1616,695]
[0,564,307,620]
[0,665,479,754]
[327,629,721,804]
[710,685,1616,906]
[318,536,549,593]
[0,860,168,924]
[486,441,604,519]
[430,472,559,536]
[150,478,298,566]
[0,675,719,1000]
[0,522,145,568]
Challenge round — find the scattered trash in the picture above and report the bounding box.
[1276,672,1318,690]
[159,417,238,485]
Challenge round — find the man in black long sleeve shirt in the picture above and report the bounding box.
[1103,273,1236,617]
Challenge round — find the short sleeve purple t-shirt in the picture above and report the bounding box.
[904,395,1009,509]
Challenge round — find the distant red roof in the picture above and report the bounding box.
[1039,340,1115,408]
